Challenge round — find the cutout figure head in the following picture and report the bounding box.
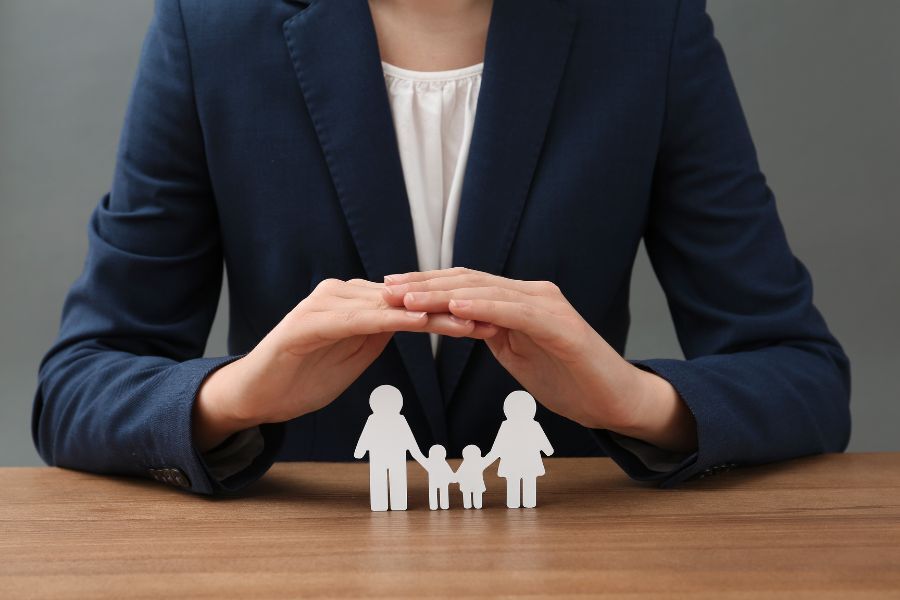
[369,384,403,414]
[428,445,446,460]
[503,390,537,421]
[462,444,482,460]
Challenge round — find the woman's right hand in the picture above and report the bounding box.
[192,278,483,451]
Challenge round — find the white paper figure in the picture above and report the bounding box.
[422,445,455,510]
[484,390,554,509]
[353,384,427,511]
[455,445,490,509]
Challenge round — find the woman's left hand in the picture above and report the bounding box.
[382,267,697,452]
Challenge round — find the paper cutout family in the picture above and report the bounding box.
[354,384,554,512]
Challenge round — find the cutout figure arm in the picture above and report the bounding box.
[408,445,427,467]
[482,430,505,467]
[403,424,427,466]
[537,425,554,457]
[353,417,373,459]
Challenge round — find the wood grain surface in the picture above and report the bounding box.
[1,454,899,599]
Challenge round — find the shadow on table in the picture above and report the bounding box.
[102,453,837,512]
[665,454,834,492]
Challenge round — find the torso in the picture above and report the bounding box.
[177,0,677,460]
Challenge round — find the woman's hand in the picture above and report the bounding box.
[382,268,697,453]
[192,278,485,451]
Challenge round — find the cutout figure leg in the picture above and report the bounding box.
[439,485,450,509]
[506,478,521,509]
[462,491,472,509]
[429,485,438,511]
[370,465,389,512]
[522,477,537,508]
[388,460,408,511]
[473,491,483,509]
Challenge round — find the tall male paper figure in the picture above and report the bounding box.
[354,385,427,511]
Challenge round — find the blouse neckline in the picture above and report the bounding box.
[381,60,484,82]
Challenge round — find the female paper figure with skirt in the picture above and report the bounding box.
[484,390,554,508]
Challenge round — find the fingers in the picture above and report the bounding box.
[379,270,565,343]
[300,309,430,344]
[307,294,389,312]
[296,307,490,349]
[346,278,383,289]
[384,266,475,284]
[445,298,568,344]
[290,278,504,348]
[382,271,562,316]
[315,278,384,297]
[300,277,505,343]
[384,270,553,300]
[425,313,499,339]
[304,278,390,311]
[397,286,563,314]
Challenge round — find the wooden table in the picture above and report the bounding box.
[1,454,899,599]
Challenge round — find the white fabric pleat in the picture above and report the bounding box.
[382,60,483,356]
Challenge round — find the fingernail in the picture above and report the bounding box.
[449,315,472,326]
[404,292,417,304]
[385,274,405,283]
[384,284,408,296]
[450,299,471,309]
[405,311,427,319]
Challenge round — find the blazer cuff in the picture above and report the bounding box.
[591,426,699,487]
[199,426,266,482]
[161,356,284,495]
[606,431,693,472]
[592,357,740,487]
[196,422,284,494]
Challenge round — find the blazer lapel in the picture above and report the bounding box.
[437,0,577,404]
[283,0,446,443]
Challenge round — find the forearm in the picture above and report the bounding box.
[643,342,849,458]
[35,345,238,494]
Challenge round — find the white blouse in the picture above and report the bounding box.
[381,59,484,356]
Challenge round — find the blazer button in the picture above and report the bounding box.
[148,467,190,488]
[171,469,191,489]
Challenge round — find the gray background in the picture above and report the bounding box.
[1,1,897,466]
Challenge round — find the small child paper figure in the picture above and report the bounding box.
[455,445,490,509]
[353,384,427,512]
[422,445,455,510]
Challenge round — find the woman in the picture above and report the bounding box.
[33,0,850,495]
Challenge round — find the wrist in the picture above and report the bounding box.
[192,358,262,452]
[613,366,697,453]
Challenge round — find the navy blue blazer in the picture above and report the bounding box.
[33,0,851,494]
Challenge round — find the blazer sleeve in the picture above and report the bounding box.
[592,0,851,487]
[32,0,284,495]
